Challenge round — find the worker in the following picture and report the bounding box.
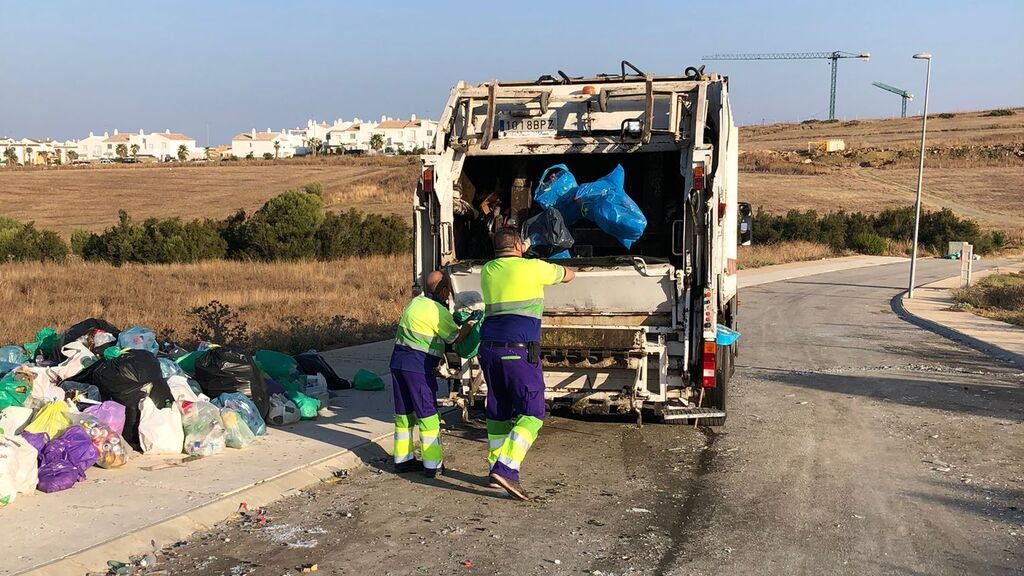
[389,270,477,477]
[480,228,575,500]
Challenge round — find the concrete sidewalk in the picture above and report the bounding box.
[4,256,917,575]
[898,263,1024,366]
[739,255,908,288]
[6,341,397,576]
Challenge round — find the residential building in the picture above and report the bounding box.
[230,128,294,159]
[76,132,109,160]
[145,130,198,160]
[324,118,378,153]
[371,115,437,152]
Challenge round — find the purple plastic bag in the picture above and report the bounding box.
[20,431,49,464]
[84,400,126,435]
[265,376,285,397]
[42,426,99,472]
[37,461,86,493]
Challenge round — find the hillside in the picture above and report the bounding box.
[737,108,1024,235]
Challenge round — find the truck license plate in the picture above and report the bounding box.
[497,112,558,138]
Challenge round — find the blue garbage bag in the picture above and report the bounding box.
[211,392,268,436]
[716,325,740,346]
[0,346,26,375]
[574,165,647,249]
[117,326,159,355]
[534,165,578,212]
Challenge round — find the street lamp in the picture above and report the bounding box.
[907,52,932,299]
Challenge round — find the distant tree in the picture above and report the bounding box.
[273,140,281,159]
[204,146,212,159]
[129,143,140,157]
[245,151,255,160]
[115,144,128,158]
[262,152,274,160]
[369,133,384,153]
[24,147,33,165]
[307,137,323,157]
[67,150,79,162]
[3,147,16,166]
[177,144,189,161]
[37,150,50,165]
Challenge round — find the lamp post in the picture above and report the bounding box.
[907,52,932,299]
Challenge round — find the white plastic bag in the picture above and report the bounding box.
[0,435,39,507]
[167,375,209,403]
[26,367,64,404]
[0,406,35,436]
[302,374,330,407]
[138,397,184,455]
[47,342,98,382]
[268,393,301,426]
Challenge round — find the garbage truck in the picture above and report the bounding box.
[413,63,752,424]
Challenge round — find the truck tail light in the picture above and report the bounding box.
[702,341,716,388]
[693,165,705,191]
[422,167,435,194]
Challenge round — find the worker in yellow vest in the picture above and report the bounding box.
[389,270,477,477]
[480,228,574,500]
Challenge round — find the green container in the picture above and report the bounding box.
[452,310,481,359]
[353,369,385,391]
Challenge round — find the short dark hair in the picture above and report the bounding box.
[492,228,520,253]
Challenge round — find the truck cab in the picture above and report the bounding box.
[414,64,750,424]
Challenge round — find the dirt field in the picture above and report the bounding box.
[0,256,410,352]
[0,156,419,236]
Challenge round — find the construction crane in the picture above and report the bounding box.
[702,51,870,120]
[872,81,914,118]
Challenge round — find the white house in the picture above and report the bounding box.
[76,132,109,160]
[325,117,378,153]
[144,130,198,160]
[230,128,294,159]
[371,115,438,152]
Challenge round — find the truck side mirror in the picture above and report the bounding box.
[738,202,753,246]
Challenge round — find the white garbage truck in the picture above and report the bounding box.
[413,63,751,424]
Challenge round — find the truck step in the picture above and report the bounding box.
[662,406,726,421]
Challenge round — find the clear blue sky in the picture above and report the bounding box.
[2,0,1021,144]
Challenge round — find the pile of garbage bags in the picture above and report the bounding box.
[529,163,647,253]
[0,318,353,507]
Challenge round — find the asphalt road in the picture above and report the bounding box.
[150,259,1023,576]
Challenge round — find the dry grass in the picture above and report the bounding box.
[737,241,838,269]
[0,155,419,236]
[0,256,410,352]
[952,271,1024,327]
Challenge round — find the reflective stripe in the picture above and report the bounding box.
[394,452,414,463]
[484,298,545,319]
[393,430,412,441]
[394,326,446,357]
[420,433,441,448]
[507,430,532,453]
[496,454,521,471]
[488,438,505,450]
[500,355,522,361]
[423,459,443,470]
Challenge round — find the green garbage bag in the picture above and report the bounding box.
[175,350,204,375]
[23,328,59,361]
[255,350,301,393]
[103,346,124,360]
[286,390,320,419]
[452,310,481,359]
[353,369,385,391]
[0,369,32,411]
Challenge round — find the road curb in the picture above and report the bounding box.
[890,291,1024,367]
[17,431,395,576]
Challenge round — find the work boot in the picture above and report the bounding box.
[394,460,424,474]
[489,471,529,501]
[423,464,445,479]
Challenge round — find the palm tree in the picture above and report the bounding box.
[307,137,322,157]
[177,144,189,161]
[3,147,17,166]
[25,146,33,165]
[67,150,79,162]
[204,146,212,160]
[273,140,281,159]
[369,133,384,153]
[129,143,140,157]
[115,144,128,158]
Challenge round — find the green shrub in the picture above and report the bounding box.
[262,152,274,160]
[851,232,887,255]
[70,229,92,256]
[303,182,324,199]
[984,109,1015,117]
[317,209,411,259]
[236,189,325,261]
[0,218,69,263]
[937,112,955,119]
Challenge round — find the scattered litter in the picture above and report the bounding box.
[852,514,864,520]
[550,559,562,565]
[287,540,318,549]
[461,561,474,568]
[300,563,319,573]
[797,401,809,405]
[307,527,327,535]
[627,507,651,514]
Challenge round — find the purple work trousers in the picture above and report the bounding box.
[479,345,545,481]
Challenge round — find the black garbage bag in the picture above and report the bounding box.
[60,318,121,358]
[193,346,270,420]
[91,350,173,450]
[294,351,352,391]
[523,207,574,258]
